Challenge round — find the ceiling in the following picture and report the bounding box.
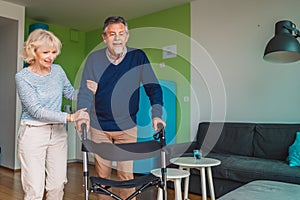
[3,0,190,32]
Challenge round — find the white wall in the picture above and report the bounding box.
[0,0,24,169]
[190,0,300,139]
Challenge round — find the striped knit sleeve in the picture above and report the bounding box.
[59,67,77,101]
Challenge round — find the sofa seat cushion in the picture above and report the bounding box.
[194,153,300,184]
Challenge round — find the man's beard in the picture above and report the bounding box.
[113,40,124,56]
[113,46,124,55]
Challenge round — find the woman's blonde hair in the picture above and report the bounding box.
[23,29,62,64]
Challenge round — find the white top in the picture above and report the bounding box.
[170,157,221,168]
[151,168,190,179]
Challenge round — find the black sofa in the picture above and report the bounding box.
[166,122,300,198]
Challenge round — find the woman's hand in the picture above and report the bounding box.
[86,80,98,95]
[68,108,90,132]
[71,108,89,121]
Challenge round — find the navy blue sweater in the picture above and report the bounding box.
[77,47,163,131]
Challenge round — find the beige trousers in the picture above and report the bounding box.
[90,126,137,200]
[17,123,67,200]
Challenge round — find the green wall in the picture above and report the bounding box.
[85,28,102,54]
[25,3,191,142]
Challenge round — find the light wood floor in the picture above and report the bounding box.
[0,162,206,200]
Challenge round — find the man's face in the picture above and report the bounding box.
[102,23,129,56]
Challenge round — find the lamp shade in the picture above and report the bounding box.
[263,20,300,63]
[29,23,49,34]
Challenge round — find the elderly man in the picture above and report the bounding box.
[77,16,165,199]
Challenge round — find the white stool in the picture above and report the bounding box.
[170,157,221,200]
[151,168,190,200]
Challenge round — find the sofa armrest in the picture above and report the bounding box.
[166,142,197,159]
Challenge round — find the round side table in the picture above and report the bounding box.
[170,157,221,200]
[151,168,190,200]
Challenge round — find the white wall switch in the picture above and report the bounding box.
[163,44,177,59]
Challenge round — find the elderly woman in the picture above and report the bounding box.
[15,29,89,200]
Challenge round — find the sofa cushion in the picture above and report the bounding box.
[206,153,300,184]
[253,124,299,161]
[196,122,255,156]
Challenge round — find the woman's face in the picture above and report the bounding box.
[35,46,58,68]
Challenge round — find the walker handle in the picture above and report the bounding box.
[81,123,87,140]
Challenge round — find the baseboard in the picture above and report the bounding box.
[0,165,21,172]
